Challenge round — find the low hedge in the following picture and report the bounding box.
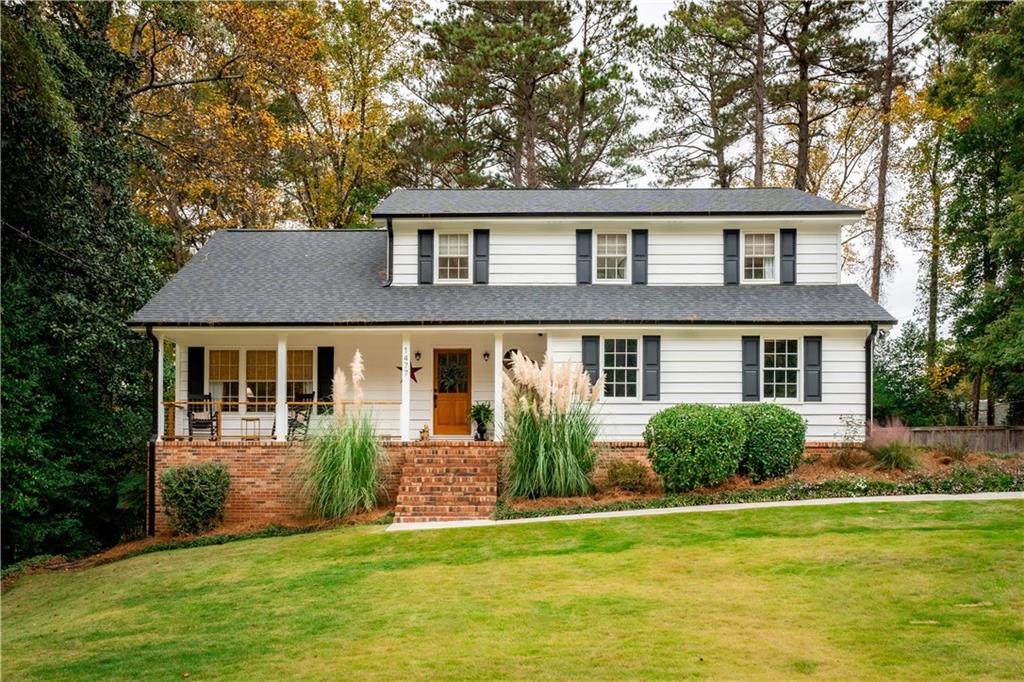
[643,404,746,492]
[731,403,806,482]
[160,462,230,535]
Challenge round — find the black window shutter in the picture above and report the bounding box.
[316,346,334,400]
[742,336,760,401]
[582,336,600,385]
[187,346,205,396]
[724,229,740,285]
[642,335,660,401]
[804,336,822,402]
[576,229,592,284]
[473,229,489,284]
[417,229,434,284]
[780,228,797,285]
[632,230,648,285]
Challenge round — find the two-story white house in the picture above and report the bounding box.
[131,188,895,445]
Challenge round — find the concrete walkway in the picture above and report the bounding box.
[385,491,1023,532]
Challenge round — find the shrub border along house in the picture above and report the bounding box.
[495,464,1024,520]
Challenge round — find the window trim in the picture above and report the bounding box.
[760,336,802,403]
[593,231,631,284]
[201,347,318,415]
[434,231,473,284]
[599,335,642,402]
[740,229,780,285]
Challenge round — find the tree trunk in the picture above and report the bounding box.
[870,0,896,302]
[986,378,995,426]
[524,99,540,188]
[753,0,767,187]
[794,60,810,191]
[971,370,982,426]
[926,134,941,369]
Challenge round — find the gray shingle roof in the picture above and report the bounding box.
[373,188,862,217]
[130,230,896,327]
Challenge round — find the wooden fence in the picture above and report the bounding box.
[909,427,1024,454]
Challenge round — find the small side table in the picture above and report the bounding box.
[240,417,262,441]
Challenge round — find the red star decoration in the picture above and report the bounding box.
[396,365,423,383]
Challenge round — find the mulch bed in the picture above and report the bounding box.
[508,449,1024,512]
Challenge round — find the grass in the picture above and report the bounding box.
[303,413,384,518]
[3,501,1022,680]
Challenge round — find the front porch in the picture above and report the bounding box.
[154,328,550,443]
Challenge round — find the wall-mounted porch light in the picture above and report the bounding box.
[483,351,490,362]
[414,351,421,362]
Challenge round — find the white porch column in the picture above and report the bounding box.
[493,333,504,440]
[275,335,288,442]
[400,334,411,441]
[155,334,165,442]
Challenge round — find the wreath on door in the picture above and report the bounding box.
[439,361,467,391]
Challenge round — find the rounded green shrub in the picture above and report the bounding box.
[730,403,807,482]
[159,462,230,535]
[605,459,652,493]
[643,404,746,492]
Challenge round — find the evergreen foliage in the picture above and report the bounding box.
[1,2,166,562]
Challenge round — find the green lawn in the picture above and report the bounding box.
[3,501,1022,680]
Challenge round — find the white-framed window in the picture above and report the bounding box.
[743,232,776,282]
[596,233,628,282]
[246,350,277,412]
[603,338,638,398]
[209,350,239,412]
[287,349,314,402]
[763,338,799,399]
[436,233,470,282]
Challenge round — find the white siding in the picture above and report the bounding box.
[549,326,867,442]
[163,326,866,443]
[391,218,844,286]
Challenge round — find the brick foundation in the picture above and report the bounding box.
[152,439,841,532]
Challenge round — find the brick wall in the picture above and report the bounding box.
[152,439,839,533]
[152,440,408,534]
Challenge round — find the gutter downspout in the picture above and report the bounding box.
[384,217,393,287]
[145,325,158,536]
[865,323,878,440]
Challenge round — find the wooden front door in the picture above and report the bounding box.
[434,349,471,436]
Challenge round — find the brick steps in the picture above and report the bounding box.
[393,444,499,523]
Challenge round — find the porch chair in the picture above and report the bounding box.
[271,392,316,441]
[187,393,217,441]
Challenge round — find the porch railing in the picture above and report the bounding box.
[161,399,401,442]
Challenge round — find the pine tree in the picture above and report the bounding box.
[768,0,873,191]
[537,0,646,187]
[644,2,751,187]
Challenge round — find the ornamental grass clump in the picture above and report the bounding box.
[302,351,386,518]
[503,351,602,498]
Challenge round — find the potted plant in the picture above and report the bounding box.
[468,402,494,441]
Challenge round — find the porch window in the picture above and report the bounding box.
[596,233,628,281]
[437,233,470,282]
[246,350,276,412]
[763,339,799,399]
[209,350,239,412]
[603,338,638,398]
[743,233,775,281]
[287,350,314,402]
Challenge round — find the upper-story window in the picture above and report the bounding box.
[437,233,470,282]
[596,233,628,282]
[743,233,776,282]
